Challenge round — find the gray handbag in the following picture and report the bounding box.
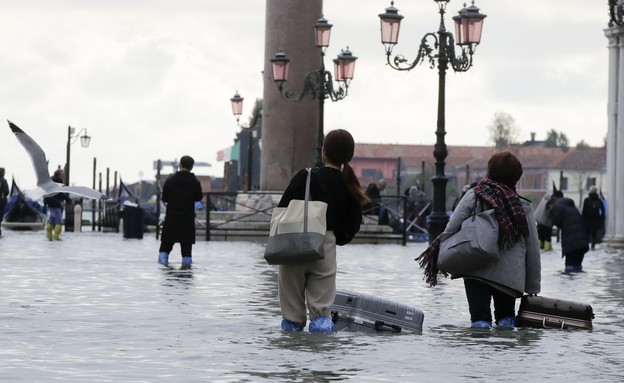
[437,198,499,274]
[264,168,328,265]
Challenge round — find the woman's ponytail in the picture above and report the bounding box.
[342,163,370,205]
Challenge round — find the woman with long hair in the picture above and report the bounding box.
[277,129,369,332]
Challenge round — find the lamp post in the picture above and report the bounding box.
[64,125,91,232]
[65,125,91,187]
[270,15,357,168]
[378,0,486,242]
[230,91,253,191]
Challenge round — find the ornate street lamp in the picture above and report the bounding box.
[270,15,357,168]
[64,125,91,232]
[65,126,91,187]
[609,0,624,26]
[230,91,254,191]
[378,0,486,242]
[230,91,244,124]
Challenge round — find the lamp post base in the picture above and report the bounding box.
[427,212,448,243]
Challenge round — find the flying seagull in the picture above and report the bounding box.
[8,120,109,200]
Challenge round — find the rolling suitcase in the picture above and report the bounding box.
[516,295,594,330]
[331,290,424,334]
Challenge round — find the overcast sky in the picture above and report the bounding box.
[0,0,610,192]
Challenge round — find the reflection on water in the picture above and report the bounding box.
[161,267,194,287]
[0,231,623,382]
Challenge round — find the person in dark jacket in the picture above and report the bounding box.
[0,167,9,236]
[277,129,368,332]
[581,186,605,250]
[550,193,589,272]
[158,156,203,267]
[43,169,72,241]
[362,178,387,222]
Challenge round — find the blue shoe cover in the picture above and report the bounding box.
[181,256,192,266]
[471,320,492,329]
[497,316,516,328]
[565,265,582,272]
[281,318,304,332]
[158,252,169,265]
[309,316,335,333]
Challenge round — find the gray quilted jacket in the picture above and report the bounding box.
[444,189,541,297]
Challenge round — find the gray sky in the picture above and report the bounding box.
[0,0,609,191]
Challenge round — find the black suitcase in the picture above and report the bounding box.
[516,295,594,330]
[331,290,424,334]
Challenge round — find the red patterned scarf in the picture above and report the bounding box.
[473,178,529,249]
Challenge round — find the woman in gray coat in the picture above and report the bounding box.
[417,152,541,328]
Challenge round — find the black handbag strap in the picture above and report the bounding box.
[470,195,482,221]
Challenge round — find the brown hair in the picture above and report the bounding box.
[323,129,369,204]
[486,151,523,189]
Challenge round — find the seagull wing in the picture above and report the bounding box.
[43,184,109,200]
[8,120,52,187]
[8,120,108,201]
[61,185,109,200]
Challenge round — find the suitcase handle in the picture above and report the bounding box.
[374,320,402,333]
[542,317,565,329]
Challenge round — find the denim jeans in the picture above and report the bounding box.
[48,207,63,225]
[464,278,516,323]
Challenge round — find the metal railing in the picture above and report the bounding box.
[203,191,431,245]
[203,191,277,241]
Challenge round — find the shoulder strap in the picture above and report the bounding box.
[472,193,482,216]
[303,168,311,233]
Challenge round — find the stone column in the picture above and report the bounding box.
[604,26,624,249]
[262,0,322,191]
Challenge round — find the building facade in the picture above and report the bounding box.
[351,143,607,209]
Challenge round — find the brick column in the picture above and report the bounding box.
[261,0,322,191]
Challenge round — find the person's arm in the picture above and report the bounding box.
[1,179,8,197]
[335,197,362,246]
[443,189,476,235]
[194,178,203,202]
[161,179,170,203]
[581,198,589,217]
[549,202,563,227]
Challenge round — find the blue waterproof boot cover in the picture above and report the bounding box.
[158,252,169,265]
[281,318,304,332]
[309,316,335,333]
[181,256,192,266]
[497,316,516,328]
[471,320,492,329]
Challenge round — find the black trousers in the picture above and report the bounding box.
[587,228,600,249]
[464,278,516,323]
[159,242,192,257]
[537,224,552,243]
[564,249,585,266]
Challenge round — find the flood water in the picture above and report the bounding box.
[1,230,623,382]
